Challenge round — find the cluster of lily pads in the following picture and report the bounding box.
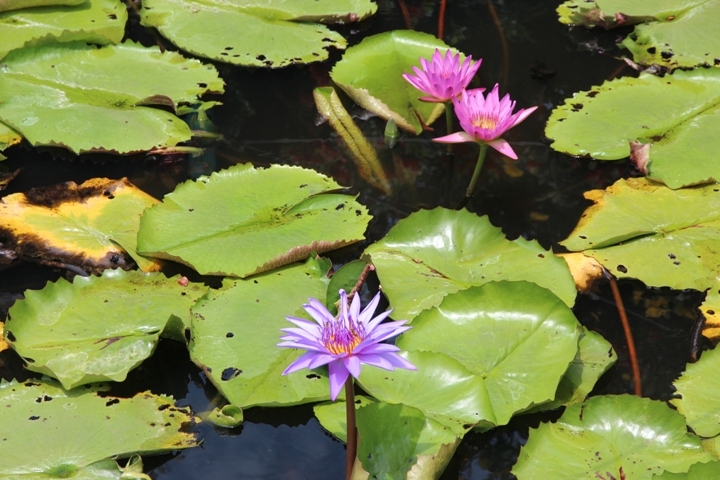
[3,0,720,479]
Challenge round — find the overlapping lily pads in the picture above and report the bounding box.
[0,0,127,59]
[140,0,376,68]
[4,269,206,389]
[546,70,720,189]
[558,0,720,69]
[512,395,712,479]
[561,178,720,291]
[330,30,450,134]
[0,177,161,273]
[0,378,198,478]
[138,164,372,277]
[671,347,720,438]
[189,257,333,408]
[0,41,223,155]
[364,208,576,322]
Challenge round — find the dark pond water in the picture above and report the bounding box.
[0,0,709,478]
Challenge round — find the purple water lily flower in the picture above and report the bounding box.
[402,48,482,103]
[433,85,538,159]
[279,289,416,400]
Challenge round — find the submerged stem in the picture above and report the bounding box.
[608,276,642,396]
[465,143,489,198]
[345,377,357,480]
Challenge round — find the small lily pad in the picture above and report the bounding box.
[138,164,372,278]
[207,405,244,428]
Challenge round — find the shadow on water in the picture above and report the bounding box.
[0,0,708,478]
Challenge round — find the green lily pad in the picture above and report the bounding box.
[0,121,22,156]
[671,346,720,438]
[546,70,720,189]
[700,279,720,342]
[654,461,720,479]
[560,177,720,291]
[4,269,207,389]
[326,259,371,315]
[137,164,372,278]
[0,0,126,60]
[0,378,198,477]
[395,281,581,427]
[364,208,576,322]
[313,395,375,444]
[140,0,376,68]
[0,177,162,273]
[207,405,244,428]
[525,328,616,413]
[189,257,334,408]
[512,395,712,480]
[330,30,449,134]
[0,0,84,12]
[558,0,720,69]
[0,42,223,155]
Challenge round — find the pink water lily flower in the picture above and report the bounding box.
[402,48,482,103]
[279,289,415,401]
[434,85,538,159]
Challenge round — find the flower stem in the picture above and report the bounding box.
[465,143,488,198]
[345,377,357,480]
[445,101,454,156]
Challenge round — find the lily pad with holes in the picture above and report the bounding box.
[137,163,372,278]
[189,256,334,408]
[557,0,720,69]
[364,208,576,322]
[512,395,712,480]
[0,0,127,59]
[0,378,199,477]
[362,281,582,428]
[4,269,207,389]
[560,178,720,291]
[546,70,720,189]
[314,398,460,479]
[0,41,223,155]
[140,0,376,68]
[0,177,161,273]
[330,30,452,134]
[671,346,720,438]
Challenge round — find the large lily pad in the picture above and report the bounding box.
[655,461,720,479]
[0,42,223,155]
[140,0,376,68]
[0,0,126,60]
[393,281,581,427]
[560,178,720,291]
[671,346,720,438]
[0,122,22,157]
[0,0,84,12]
[545,70,720,189]
[512,395,712,480]
[558,0,720,69]
[189,257,333,408]
[364,208,576,322]
[330,30,449,134]
[0,177,161,273]
[4,269,207,389]
[137,164,372,278]
[314,398,460,480]
[0,378,198,477]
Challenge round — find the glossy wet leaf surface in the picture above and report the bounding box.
[0,177,161,273]
[394,281,581,427]
[364,208,576,322]
[561,178,720,291]
[140,0,376,68]
[4,269,206,389]
[0,42,223,155]
[189,257,333,408]
[655,461,720,479]
[512,395,712,479]
[671,346,720,437]
[0,0,126,59]
[330,30,449,134]
[558,0,720,69]
[138,164,372,277]
[546,70,720,189]
[0,378,199,477]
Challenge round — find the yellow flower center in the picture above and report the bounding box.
[325,331,362,355]
[472,116,497,130]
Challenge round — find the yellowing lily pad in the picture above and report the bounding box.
[0,177,161,273]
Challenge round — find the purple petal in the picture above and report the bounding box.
[358,292,381,324]
[282,350,323,375]
[433,132,476,143]
[343,355,362,378]
[349,291,361,324]
[328,360,350,401]
[510,106,538,128]
[307,353,336,369]
[355,343,401,355]
[284,317,322,336]
[304,299,333,325]
[488,138,518,159]
[383,352,417,370]
[365,309,393,331]
[277,340,326,352]
[357,354,394,370]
